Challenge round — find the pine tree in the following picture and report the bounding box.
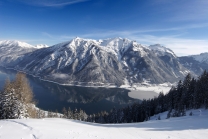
[182,73,192,109]
[188,78,196,109]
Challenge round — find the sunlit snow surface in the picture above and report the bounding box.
[0,109,208,139]
[0,40,35,48]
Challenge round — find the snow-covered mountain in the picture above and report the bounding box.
[0,37,207,87]
[179,53,208,75]
[149,44,177,58]
[0,40,35,49]
[14,37,126,86]
[190,53,208,64]
[0,40,37,66]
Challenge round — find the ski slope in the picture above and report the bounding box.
[0,109,208,139]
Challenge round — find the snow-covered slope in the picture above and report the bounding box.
[0,108,208,139]
[0,40,37,66]
[35,44,49,48]
[99,37,135,59]
[149,44,177,58]
[190,53,208,64]
[179,53,208,76]
[0,40,34,48]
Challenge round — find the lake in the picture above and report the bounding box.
[0,66,140,115]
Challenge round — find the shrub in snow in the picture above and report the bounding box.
[189,111,193,116]
[158,115,161,120]
[166,109,172,119]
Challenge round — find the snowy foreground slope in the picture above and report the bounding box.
[0,109,208,139]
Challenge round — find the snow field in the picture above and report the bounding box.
[0,108,208,139]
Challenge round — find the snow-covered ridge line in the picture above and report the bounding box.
[149,44,177,57]
[0,40,35,48]
[0,40,49,49]
[1,37,206,87]
[190,52,208,64]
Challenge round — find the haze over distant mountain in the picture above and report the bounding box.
[0,38,207,87]
[190,53,208,64]
[179,53,208,75]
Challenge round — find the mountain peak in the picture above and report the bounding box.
[149,44,177,57]
[0,40,35,48]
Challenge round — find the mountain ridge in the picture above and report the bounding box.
[0,37,208,87]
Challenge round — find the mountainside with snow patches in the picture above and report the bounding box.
[0,37,208,86]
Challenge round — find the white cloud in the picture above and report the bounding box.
[131,35,208,56]
[84,32,208,56]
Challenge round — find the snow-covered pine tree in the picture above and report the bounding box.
[0,79,28,119]
[62,107,67,118]
[67,107,73,119]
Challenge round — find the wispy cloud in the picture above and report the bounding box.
[13,0,88,7]
[42,29,208,56]
[41,32,75,42]
[42,32,55,39]
[74,23,208,39]
[130,35,208,56]
[149,0,208,22]
[168,1,208,22]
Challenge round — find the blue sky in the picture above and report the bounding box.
[0,0,208,56]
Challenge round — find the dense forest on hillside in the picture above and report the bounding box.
[60,70,208,123]
[83,71,208,123]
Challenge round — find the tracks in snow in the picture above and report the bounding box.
[5,120,38,139]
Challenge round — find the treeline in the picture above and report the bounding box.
[84,71,208,123]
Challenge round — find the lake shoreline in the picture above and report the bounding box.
[1,66,172,100]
